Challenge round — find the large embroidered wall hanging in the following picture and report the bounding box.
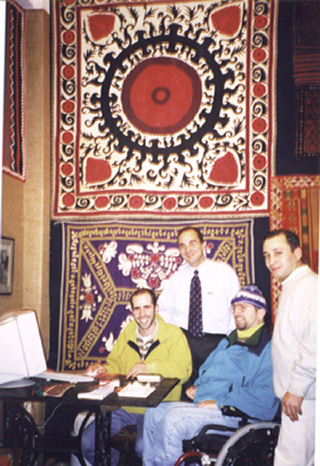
[52,0,278,218]
[58,220,253,370]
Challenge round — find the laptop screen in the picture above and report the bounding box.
[0,309,47,385]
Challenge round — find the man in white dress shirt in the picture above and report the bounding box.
[158,226,240,395]
[263,229,317,466]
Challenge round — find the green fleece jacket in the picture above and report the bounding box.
[104,315,192,412]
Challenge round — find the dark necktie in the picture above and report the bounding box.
[188,270,203,337]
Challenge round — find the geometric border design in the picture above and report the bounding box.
[270,174,320,315]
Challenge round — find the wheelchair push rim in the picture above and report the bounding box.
[215,421,280,466]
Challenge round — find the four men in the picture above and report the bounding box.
[263,229,318,466]
[74,226,317,466]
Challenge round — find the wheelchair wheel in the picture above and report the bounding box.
[215,421,280,466]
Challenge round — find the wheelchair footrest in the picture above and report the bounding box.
[183,433,229,455]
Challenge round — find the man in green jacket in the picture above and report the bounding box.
[72,287,192,466]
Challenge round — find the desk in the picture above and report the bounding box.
[0,377,179,466]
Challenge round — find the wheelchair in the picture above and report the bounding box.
[174,406,280,466]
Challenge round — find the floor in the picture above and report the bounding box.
[118,451,142,466]
[42,450,142,466]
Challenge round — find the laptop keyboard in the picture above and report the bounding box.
[34,370,95,384]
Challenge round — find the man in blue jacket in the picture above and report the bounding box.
[142,284,280,466]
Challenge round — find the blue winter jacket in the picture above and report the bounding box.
[193,325,279,421]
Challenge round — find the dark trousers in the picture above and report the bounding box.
[181,329,225,401]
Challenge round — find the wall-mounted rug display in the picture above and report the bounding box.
[57,219,254,370]
[294,1,320,160]
[2,0,26,181]
[270,174,320,314]
[51,0,278,218]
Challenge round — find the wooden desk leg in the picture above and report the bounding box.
[94,407,112,466]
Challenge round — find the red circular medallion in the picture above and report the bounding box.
[250,191,265,206]
[129,195,144,209]
[199,196,214,209]
[252,48,267,63]
[254,15,268,29]
[62,30,75,45]
[253,83,266,98]
[253,154,267,170]
[252,117,267,133]
[163,196,177,211]
[121,57,202,135]
[63,65,75,80]
[62,193,75,207]
[62,131,73,144]
[62,100,75,114]
[95,196,109,209]
[61,163,73,176]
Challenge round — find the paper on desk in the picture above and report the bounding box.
[77,385,115,400]
[117,381,155,398]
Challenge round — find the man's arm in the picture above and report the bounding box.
[197,400,218,409]
[217,348,278,420]
[158,273,182,325]
[283,286,316,422]
[288,289,317,398]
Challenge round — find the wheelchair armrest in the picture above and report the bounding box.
[221,405,249,422]
[196,423,232,438]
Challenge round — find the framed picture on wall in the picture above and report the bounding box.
[0,237,14,294]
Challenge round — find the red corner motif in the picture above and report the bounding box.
[210,4,243,38]
[88,14,115,42]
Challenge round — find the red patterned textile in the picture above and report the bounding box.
[52,0,278,218]
[296,85,320,159]
[270,175,320,316]
[294,1,320,159]
[2,0,26,181]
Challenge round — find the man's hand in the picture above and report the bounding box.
[281,391,303,422]
[126,363,147,379]
[185,385,197,400]
[85,363,108,379]
[197,400,218,410]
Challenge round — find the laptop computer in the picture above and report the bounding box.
[0,309,95,387]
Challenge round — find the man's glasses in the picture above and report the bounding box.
[232,303,256,312]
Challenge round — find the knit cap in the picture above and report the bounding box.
[231,284,269,314]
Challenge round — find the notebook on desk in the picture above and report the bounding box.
[0,309,95,387]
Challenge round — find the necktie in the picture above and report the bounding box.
[188,270,203,337]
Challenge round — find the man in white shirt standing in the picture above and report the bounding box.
[158,226,240,395]
[263,229,318,466]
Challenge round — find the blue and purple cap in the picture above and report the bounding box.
[231,284,269,314]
